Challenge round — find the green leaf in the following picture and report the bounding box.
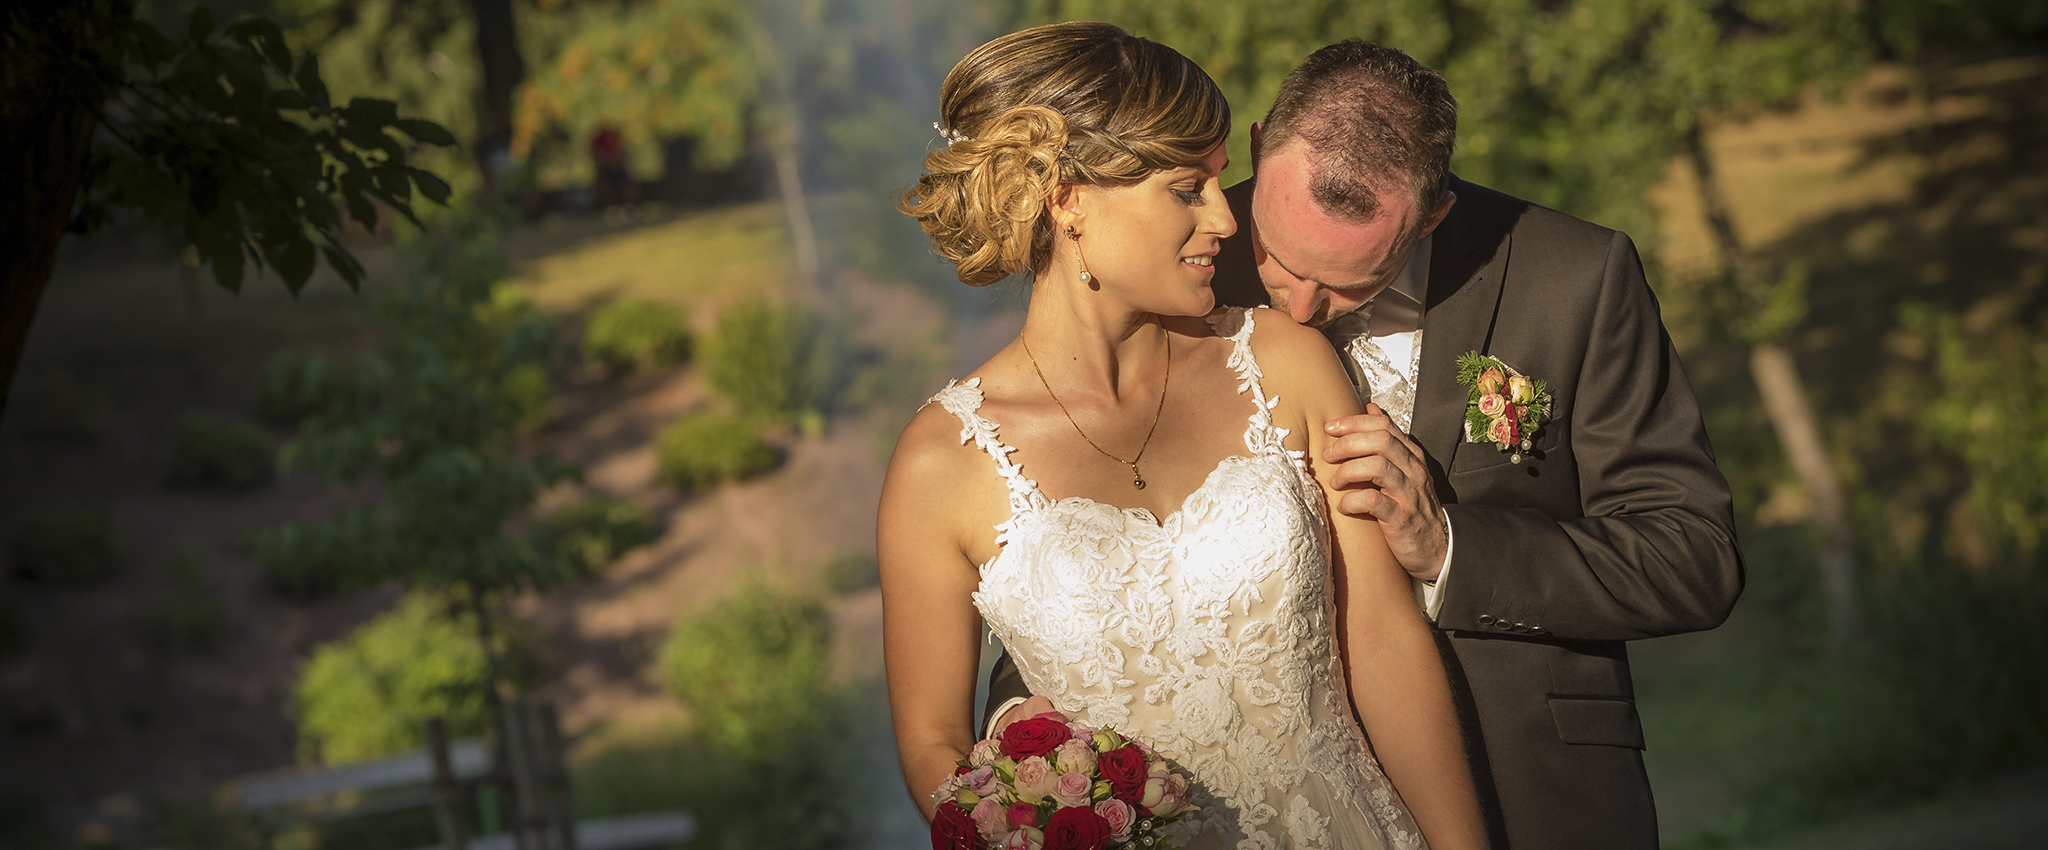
[209,243,245,293]
[226,19,292,73]
[342,97,400,128]
[187,7,214,43]
[294,53,329,112]
[411,169,452,205]
[393,119,457,147]
[275,234,316,293]
[321,244,365,290]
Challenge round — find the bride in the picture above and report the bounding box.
[880,22,1485,850]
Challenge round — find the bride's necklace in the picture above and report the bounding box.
[1020,328,1171,490]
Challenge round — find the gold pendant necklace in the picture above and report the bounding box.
[1020,328,1171,490]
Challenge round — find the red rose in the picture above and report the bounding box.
[1001,717,1071,760]
[1043,806,1113,850]
[931,801,978,850]
[1097,746,1149,801]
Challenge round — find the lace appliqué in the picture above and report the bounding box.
[930,308,1426,850]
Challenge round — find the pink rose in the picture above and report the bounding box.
[1052,771,1094,808]
[969,738,1003,767]
[1005,826,1045,850]
[1053,739,1096,775]
[1477,393,1506,417]
[1140,772,1191,817]
[1478,367,1505,395]
[966,765,1001,797]
[1066,721,1094,742]
[1488,416,1515,446]
[1014,756,1056,802]
[1008,800,1039,827]
[973,797,1012,842]
[1094,800,1135,841]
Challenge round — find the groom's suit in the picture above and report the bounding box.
[984,175,1742,849]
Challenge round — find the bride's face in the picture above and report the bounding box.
[1065,141,1235,317]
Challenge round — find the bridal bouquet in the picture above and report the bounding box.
[930,711,1197,850]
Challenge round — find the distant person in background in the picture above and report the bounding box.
[590,125,635,211]
[982,39,1745,850]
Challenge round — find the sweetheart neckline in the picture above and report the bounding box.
[1028,451,1269,530]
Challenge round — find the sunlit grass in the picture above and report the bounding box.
[507,201,796,322]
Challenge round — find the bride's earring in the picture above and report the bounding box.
[1065,225,1095,289]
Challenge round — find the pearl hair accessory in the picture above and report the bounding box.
[932,121,968,144]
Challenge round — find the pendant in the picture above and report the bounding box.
[1131,465,1147,490]
[1133,477,1147,490]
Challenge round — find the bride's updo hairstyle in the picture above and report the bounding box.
[898,22,1230,286]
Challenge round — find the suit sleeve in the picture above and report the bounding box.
[1436,231,1743,642]
[981,650,1031,735]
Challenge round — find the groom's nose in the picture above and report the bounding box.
[1285,280,1326,326]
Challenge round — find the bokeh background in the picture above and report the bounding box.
[2,1,2045,849]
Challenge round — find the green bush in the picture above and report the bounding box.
[655,413,779,489]
[292,593,493,766]
[245,511,382,601]
[820,549,880,595]
[584,299,691,375]
[254,352,359,427]
[145,554,228,656]
[166,412,276,492]
[699,298,842,428]
[8,509,121,586]
[660,583,838,754]
[533,495,657,572]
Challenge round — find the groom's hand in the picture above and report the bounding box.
[992,696,1056,737]
[1323,404,1448,582]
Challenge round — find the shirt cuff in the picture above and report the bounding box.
[1418,508,1454,622]
[985,696,1029,741]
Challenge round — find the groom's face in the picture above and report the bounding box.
[1248,141,1433,328]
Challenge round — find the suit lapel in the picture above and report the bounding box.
[1412,181,1514,477]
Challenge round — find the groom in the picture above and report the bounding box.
[986,40,1743,849]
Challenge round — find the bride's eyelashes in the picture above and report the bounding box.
[1172,181,1209,205]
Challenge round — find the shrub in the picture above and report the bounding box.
[145,554,228,656]
[655,413,779,489]
[292,593,494,765]
[660,583,839,754]
[254,352,360,427]
[8,509,121,586]
[820,549,880,595]
[699,298,842,427]
[166,412,275,492]
[244,511,381,601]
[533,495,657,572]
[584,299,691,375]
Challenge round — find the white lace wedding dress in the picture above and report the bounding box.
[929,308,1426,850]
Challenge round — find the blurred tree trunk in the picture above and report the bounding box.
[467,0,525,199]
[750,16,820,295]
[0,1,124,420]
[1687,124,1860,649]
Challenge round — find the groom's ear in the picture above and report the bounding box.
[1419,190,1457,238]
[1248,122,1264,169]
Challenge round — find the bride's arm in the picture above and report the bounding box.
[1255,314,1488,850]
[878,406,987,821]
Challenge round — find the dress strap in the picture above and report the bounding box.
[925,378,1043,515]
[1208,308,1300,461]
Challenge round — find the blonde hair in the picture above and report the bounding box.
[897,22,1230,286]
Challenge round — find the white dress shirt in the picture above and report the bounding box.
[1320,235,1455,621]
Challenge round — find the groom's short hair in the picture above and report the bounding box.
[1260,41,1456,224]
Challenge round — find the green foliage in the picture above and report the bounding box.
[58,5,455,293]
[165,411,276,492]
[1906,305,2048,555]
[144,553,229,656]
[819,549,880,595]
[8,509,122,586]
[245,509,380,601]
[292,593,494,766]
[255,351,359,427]
[513,0,762,173]
[531,495,658,572]
[654,413,780,489]
[659,583,836,754]
[700,297,842,428]
[262,213,581,596]
[626,583,870,848]
[583,299,692,375]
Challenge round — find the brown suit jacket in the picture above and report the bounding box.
[985,176,1742,850]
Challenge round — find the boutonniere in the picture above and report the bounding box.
[1456,352,1551,464]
